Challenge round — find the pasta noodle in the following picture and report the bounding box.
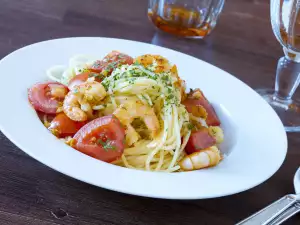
[99,63,191,172]
[37,52,224,172]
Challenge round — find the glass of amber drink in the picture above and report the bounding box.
[148,0,225,38]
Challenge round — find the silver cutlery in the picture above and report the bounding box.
[237,168,300,225]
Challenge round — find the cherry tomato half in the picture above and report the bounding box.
[28,82,68,114]
[37,111,55,123]
[73,115,125,162]
[48,113,86,138]
[185,128,216,154]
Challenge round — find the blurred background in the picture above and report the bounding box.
[0,0,278,90]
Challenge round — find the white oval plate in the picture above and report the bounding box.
[0,37,287,199]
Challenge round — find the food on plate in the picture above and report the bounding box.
[73,115,125,162]
[28,51,224,172]
[63,81,107,121]
[48,113,86,138]
[179,146,221,171]
[28,82,68,114]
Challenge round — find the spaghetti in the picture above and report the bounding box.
[28,51,224,172]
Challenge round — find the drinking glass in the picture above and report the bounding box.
[257,0,300,132]
[148,0,225,38]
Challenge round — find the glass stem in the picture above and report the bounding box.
[274,56,300,102]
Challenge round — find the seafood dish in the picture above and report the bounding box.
[28,51,224,172]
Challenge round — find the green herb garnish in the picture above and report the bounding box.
[97,139,116,151]
[187,123,195,130]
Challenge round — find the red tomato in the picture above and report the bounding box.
[185,128,216,154]
[48,113,86,138]
[89,51,133,74]
[68,72,89,90]
[37,111,55,123]
[28,82,68,114]
[73,115,125,162]
[68,71,103,90]
[183,96,220,126]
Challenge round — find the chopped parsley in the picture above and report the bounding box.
[141,95,148,101]
[97,139,116,151]
[88,73,106,80]
[162,75,169,82]
[187,123,195,130]
[210,128,217,136]
[106,61,118,70]
[101,64,179,106]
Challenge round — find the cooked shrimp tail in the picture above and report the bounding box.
[179,146,222,171]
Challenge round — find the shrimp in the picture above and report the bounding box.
[113,100,160,145]
[63,81,107,121]
[134,54,172,73]
[134,55,186,101]
[125,125,140,146]
[179,146,222,171]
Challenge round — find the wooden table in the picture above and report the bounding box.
[0,0,299,224]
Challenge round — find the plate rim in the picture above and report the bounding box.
[0,37,288,199]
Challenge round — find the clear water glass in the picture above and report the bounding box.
[257,0,300,132]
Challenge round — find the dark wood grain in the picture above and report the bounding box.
[0,0,299,224]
